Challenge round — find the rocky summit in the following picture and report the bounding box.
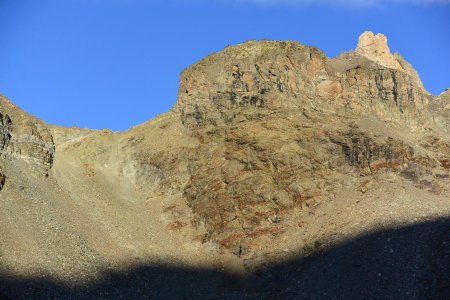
[1,32,449,299]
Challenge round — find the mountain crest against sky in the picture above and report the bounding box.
[175,31,432,131]
[1,32,450,299]
[355,31,426,91]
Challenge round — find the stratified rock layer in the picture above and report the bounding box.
[176,38,430,131]
[0,95,54,171]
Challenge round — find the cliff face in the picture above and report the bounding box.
[171,32,447,254]
[0,95,54,193]
[175,33,430,130]
[1,32,449,294]
[0,95,54,172]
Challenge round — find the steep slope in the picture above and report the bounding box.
[1,32,450,298]
[0,106,242,284]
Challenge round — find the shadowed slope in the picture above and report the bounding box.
[1,218,449,299]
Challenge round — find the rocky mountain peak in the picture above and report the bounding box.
[165,34,450,260]
[1,32,450,299]
[174,35,431,131]
[355,31,402,70]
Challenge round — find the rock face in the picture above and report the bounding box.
[429,88,450,131]
[172,33,447,254]
[1,32,450,298]
[176,35,430,132]
[0,95,54,171]
[355,31,426,91]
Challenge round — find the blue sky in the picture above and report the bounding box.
[0,0,449,130]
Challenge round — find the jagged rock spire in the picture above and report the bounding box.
[355,31,403,70]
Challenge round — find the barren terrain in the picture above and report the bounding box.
[1,32,449,299]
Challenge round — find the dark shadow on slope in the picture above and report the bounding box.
[1,218,449,300]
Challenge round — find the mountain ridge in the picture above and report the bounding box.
[1,31,449,299]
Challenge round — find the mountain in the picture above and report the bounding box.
[1,32,449,299]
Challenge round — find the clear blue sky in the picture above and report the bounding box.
[0,0,449,130]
